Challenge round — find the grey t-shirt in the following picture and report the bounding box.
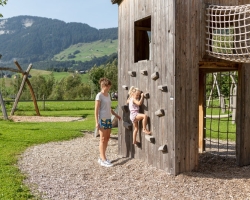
[95,92,111,119]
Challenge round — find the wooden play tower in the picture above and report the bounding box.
[111,0,250,175]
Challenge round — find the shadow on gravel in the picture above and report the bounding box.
[112,157,133,166]
[186,153,250,180]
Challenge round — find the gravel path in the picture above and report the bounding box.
[18,132,250,200]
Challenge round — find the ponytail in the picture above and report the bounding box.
[128,86,135,96]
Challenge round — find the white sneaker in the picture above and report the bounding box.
[100,160,113,167]
[98,158,111,164]
[106,159,111,164]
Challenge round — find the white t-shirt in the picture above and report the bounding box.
[95,92,111,119]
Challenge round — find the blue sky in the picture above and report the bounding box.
[0,0,118,29]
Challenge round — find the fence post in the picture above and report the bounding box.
[0,92,8,120]
[43,95,45,111]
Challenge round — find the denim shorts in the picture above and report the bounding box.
[99,119,112,129]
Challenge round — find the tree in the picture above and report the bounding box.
[88,60,118,95]
[89,65,105,93]
[0,0,8,17]
[104,59,118,93]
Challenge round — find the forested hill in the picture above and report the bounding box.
[0,16,118,63]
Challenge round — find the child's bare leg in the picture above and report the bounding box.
[133,121,138,144]
[142,114,151,134]
[135,114,151,134]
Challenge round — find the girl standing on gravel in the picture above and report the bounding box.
[127,86,151,146]
[95,77,121,167]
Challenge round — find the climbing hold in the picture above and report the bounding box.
[122,85,128,90]
[145,135,155,143]
[123,121,132,130]
[155,109,165,117]
[121,105,129,112]
[158,85,168,92]
[128,71,136,77]
[151,72,159,80]
[144,92,150,99]
[158,145,168,153]
[140,70,148,76]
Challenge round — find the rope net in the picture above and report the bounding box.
[206,4,250,63]
[204,72,237,157]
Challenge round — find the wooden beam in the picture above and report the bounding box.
[10,64,32,116]
[198,71,205,153]
[0,92,8,120]
[0,67,21,73]
[14,61,40,116]
[199,62,238,70]
[135,26,151,31]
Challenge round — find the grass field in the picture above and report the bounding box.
[0,101,118,199]
[206,99,236,141]
[53,39,118,62]
[0,70,90,90]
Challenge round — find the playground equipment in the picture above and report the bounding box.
[206,72,237,124]
[0,61,40,119]
[112,0,250,175]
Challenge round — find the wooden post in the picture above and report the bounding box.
[0,92,8,120]
[232,86,237,124]
[43,95,45,111]
[199,71,205,153]
[220,95,226,114]
[14,61,40,116]
[10,64,32,116]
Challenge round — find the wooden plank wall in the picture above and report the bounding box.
[117,0,250,175]
[117,0,175,174]
[175,0,250,174]
[201,0,250,168]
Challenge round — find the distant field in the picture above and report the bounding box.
[53,39,118,62]
[0,70,90,86]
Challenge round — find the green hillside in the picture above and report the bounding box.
[53,39,118,62]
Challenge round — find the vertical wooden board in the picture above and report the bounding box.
[199,1,206,60]
[135,61,141,160]
[158,0,165,170]
[138,61,146,160]
[174,0,181,175]
[236,65,243,165]
[239,65,250,165]
[175,0,188,174]
[145,0,151,16]
[183,0,190,173]
[130,0,135,65]
[141,61,152,164]
[163,0,170,172]
[154,0,163,170]
[120,0,132,158]
[166,0,175,174]
[198,72,205,153]
[178,0,184,175]
[178,0,186,174]
[134,0,139,21]
[124,2,131,158]
[148,0,155,169]
[188,0,199,171]
[118,3,124,157]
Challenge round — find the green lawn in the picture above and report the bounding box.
[0,100,118,199]
[206,99,236,141]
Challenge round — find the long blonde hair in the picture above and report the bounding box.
[128,86,140,97]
